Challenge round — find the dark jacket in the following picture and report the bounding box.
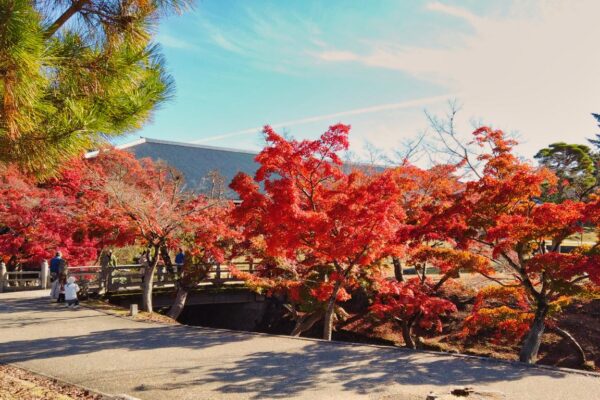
[50,257,62,274]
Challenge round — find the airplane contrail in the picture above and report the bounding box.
[192,93,457,143]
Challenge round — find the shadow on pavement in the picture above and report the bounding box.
[136,342,568,399]
[0,297,253,364]
[0,295,572,399]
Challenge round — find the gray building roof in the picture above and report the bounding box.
[86,137,384,199]
[88,138,260,198]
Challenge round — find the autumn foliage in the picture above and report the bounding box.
[371,277,457,348]
[0,163,106,266]
[442,127,600,363]
[1,120,599,367]
[230,124,405,340]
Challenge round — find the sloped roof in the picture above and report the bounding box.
[87,137,384,199]
[91,138,260,197]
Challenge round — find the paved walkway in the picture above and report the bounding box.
[1,290,599,400]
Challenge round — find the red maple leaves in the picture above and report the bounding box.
[2,121,599,363]
[230,124,404,339]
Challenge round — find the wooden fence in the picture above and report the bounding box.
[0,260,255,293]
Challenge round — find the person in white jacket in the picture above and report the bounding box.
[65,276,80,308]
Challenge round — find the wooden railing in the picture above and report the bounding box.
[101,261,254,293]
[0,260,255,293]
[0,270,45,292]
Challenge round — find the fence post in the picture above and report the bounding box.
[130,304,138,317]
[40,260,49,289]
[0,262,6,293]
[249,259,254,274]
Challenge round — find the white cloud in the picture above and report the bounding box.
[426,1,482,26]
[314,0,600,157]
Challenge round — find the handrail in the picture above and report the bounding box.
[6,271,40,276]
[1,261,258,293]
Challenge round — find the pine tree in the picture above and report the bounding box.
[588,113,600,148]
[534,142,598,201]
[0,0,191,177]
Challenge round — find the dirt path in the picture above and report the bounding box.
[1,290,599,400]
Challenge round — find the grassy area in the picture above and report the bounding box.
[0,365,103,400]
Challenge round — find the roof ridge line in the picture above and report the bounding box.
[140,137,259,155]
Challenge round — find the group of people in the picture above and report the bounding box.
[137,248,185,283]
[48,252,80,308]
[20,247,186,304]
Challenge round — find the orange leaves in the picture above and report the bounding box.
[410,246,492,275]
[85,149,233,254]
[462,286,533,344]
[447,127,599,305]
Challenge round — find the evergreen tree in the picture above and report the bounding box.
[589,113,600,149]
[534,142,598,202]
[0,0,191,177]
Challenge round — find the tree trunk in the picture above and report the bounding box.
[550,326,587,366]
[323,281,342,341]
[418,263,427,283]
[167,286,189,320]
[392,257,404,282]
[401,320,416,349]
[519,301,549,364]
[160,245,175,282]
[433,271,453,292]
[291,311,323,336]
[142,247,160,313]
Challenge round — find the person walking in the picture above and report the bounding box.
[175,248,184,264]
[49,252,62,282]
[99,249,117,292]
[174,248,185,280]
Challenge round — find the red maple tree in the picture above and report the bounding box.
[370,277,457,348]
[230,124,405,340]
[0,164,104,269]
[446,127,600,364]
[85,150,223,312]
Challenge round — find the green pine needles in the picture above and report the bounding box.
[0,0,192,177]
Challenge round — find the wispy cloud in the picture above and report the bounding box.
[426,1,482,26]
[313,0,600,156]
[190,8,335,75]
[193,94,455,143]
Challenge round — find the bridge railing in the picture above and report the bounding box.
[74,261,256,293]
[0,261,50,292]
[0,260,256,293]
[0,271,43,291]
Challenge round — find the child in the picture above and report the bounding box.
[65,276,80,308]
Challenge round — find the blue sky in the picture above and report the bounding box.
[133,0,600,161]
